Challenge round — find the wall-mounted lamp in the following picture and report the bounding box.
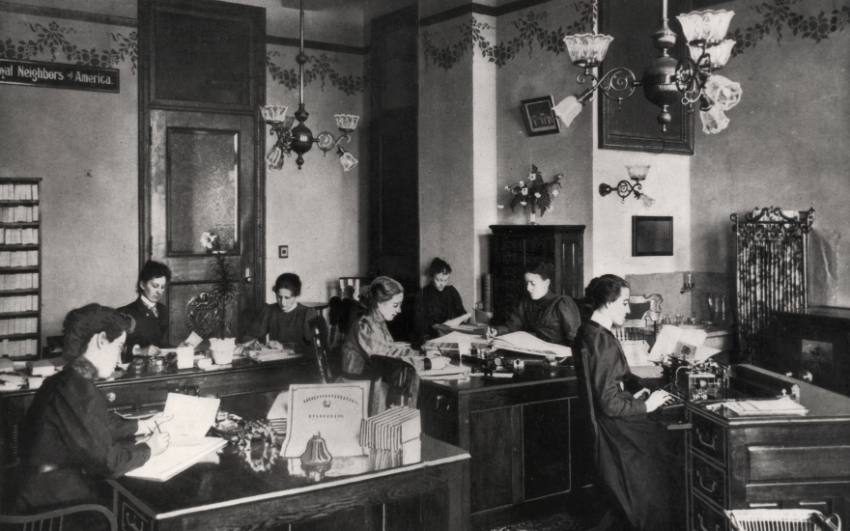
[599,165,655,208]
[553,2,742,135]
[681,272,696,294]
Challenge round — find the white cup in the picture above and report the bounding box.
[176,345,194,369]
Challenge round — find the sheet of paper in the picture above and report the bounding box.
[183,331,203,347]
[492,331,572,359]
[126,437,227,481]
[161,393,220,446]
[443,313,471,328]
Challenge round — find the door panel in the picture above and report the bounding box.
[150,109,256,344]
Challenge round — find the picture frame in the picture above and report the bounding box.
[520,96,560,136]
[632,216,673,256]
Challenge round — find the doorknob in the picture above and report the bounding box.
[244,267,252,284]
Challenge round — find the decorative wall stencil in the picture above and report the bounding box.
[422,1,594,70]
[266,50,368,96]
[0,19,137,73]
[731,0,850,56]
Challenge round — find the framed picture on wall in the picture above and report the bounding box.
[521,96,560,136]
[632,216,673,256]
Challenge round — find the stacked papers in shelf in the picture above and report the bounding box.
[723,397,808,417]
[360,406,421,467]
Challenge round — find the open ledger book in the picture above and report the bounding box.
[125,393,227,482]
[491,332,572,360]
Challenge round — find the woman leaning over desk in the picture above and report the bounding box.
[413,257,467,345]
[486,262,581,347]
[117,260,172,361]
[573,275,674,531]
[341,277,447,414]
[241,273,317,352]
[16,304,170,517]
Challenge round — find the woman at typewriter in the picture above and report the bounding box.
[413,257,467,347]
[241,273,318,352]
[573,275,674,531]
[486,262,581,347]
[341,276,449,414]
[16,304,170,525]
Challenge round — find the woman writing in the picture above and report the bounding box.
[341,277,448,414]
[16,304,170,515]
[487,262,581,347]
[242,273,317,352]
[573,275,674,531]
[413,258,467,345]
[118,260,172,361]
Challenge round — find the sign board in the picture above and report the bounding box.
[0,58,120,93]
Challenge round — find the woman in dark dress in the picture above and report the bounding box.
[16,304,170,518]
[573,275,674,531]
[117,260,172,361]
[487,262,581,347]
[242,273,317,352]
[413,257,467,345]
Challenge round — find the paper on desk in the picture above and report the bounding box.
[649,325,708,362]
[161,393,220,446]
[443,313,471,328]
[491,331,572,359]
[425,331,474,355]
[183,331,203,348]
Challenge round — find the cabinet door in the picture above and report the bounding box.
[523,399,571,499]
[470,407,515,513]
[492,235,526,325]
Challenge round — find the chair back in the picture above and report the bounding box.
[572,341,599,459]
[308,315,333,383]
[0,504,117,531]
[339,277,372,300]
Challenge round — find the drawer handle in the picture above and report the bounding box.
[696,427,716,450]
[696,470,716,493]
[697,513,719,531]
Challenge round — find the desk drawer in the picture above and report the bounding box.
[690,413,726,464]
[418,385,459,416]
[692,494,728,531]
[691,454,727,509]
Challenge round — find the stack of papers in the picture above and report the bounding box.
[723,397,808,417]
[491,332,572,359]
[360,406,421,467]
[250,347,301,362]
[649,325,720,363]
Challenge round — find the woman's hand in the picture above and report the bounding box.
[140,345,161,357]
[138,414,174,435]
[267,340,284,350]
[425,352,452,371]
[643,390,674,413]
[146,430,170,456]
[485,327,498,339]
[632,388,650,400]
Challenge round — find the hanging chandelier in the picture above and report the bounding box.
[261,0,360,171]
[554,2,743,135]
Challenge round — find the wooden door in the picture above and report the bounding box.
[139,0,265,344]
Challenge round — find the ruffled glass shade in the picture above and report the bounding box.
[626,165,651,181]
[563,33,614,68]
[677,10,735,44]
[334,114,360,132]
[688,39,735,69]
[261,105,289,123]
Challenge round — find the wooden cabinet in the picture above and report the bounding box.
[684,365,850,530]
[418,375,578,528]
[489,225,585,325]
[0,178,41,360]
[768,307,850,396]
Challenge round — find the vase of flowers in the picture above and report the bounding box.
[499,165,564,224]
[197,232,239,340]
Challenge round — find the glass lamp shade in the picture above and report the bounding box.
[563,33,614,68]
[703,74,742,111]
[261,105,289,123]
[626,165,651,180]
[677,10,735,44]
[553,96,583,128]
[334,114,360,132]
[639,194,656,208]
[689,39,735,69]
[338,146,358,172]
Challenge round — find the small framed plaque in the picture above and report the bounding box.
[520,96,560,136]
[632,216,673,256]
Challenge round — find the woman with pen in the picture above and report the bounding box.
[15,304,171,522]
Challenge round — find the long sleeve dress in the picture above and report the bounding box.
[16,357,151,512]
[495,291,581,346]
[340,308,422,414]
[573,319,673,531]
[242,303,317,352]
[413,284,466,346]
[117,297,170,361]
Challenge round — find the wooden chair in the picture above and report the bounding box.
[308,315,333,383]
[0,504,117,531]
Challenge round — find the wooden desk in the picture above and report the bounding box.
[0,357,316,506]
[686,365,850,530]
[109,435,470,531]
[418,370,578,529]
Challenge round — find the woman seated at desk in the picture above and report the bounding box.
[413,257,467,345]
[16,304,170,517]
[241,273,318,352]
[573,275,674,531]
[117,260,172,361]
[341,277,447,414]
[486,262,581,347]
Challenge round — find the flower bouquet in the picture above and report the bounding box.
[499,165,565,223]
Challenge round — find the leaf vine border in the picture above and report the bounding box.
[266,51,368,96]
